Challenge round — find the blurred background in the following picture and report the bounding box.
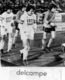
[0,0,65,14]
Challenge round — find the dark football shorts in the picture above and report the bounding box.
[43,26,56,33]
[14,21,20,31]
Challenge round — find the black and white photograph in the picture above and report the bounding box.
[0,0,65,67]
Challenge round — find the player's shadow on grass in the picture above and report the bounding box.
[28,51,44,61]
[1,60,16,66]
[45,54,63,66]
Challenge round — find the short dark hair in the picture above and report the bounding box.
[26,5,35,12]
[19,4,26,10]
[48,4,57,11]
[6,6,12,10]
[22,4,26,9]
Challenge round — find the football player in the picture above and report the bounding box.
[1,6,15,53]
[12,5,26,48]
[0,16,6,54]
[42,4,57,52]
[19,5,37,65]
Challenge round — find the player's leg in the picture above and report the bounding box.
[7,33,13,53]
[7,23,15,53]
[7,24,13,53]
[0,26,6,54]
[29,39,33,50]
[29,30,34,50]
[42,31,47,50]
[20,36,29,65]
[12,29,18,48]
[19,31,28,65]
[22,41,29,65]
[22,31,35,65]
[0,36,5,54]
[12,21,19,48]
[47,30,56,51]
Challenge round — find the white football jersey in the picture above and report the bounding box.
[1,11,14,23]
[20,12,37,30]
[1,12,15,33]
[0,15,6,36]
[0,15,4,26]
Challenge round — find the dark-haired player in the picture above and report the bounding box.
[1,7,15,53]
[42,4,57,52]
[0,16,6,54]
[12,5,26,48]
[19,5,37,65]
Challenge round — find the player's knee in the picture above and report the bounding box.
[42,38,46,42]
[8,37,12,43]
[15,32,18,37]
[22,39,27,45]
[52,34,55,39]
[43,35,47,40]
[42,35,47,40]
[51,36,55,40]
[51,33,56,39]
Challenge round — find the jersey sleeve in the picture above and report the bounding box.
[0,14,6,29]
[1,12,6,19]
[16,11,19,20]
[11,13,15,19]
[16,11,22,20]
[44,11,49,23]
[51,12,56,22]
[0,15,4,21]
[19,13,26,24]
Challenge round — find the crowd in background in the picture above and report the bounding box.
[0,0,64,14]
